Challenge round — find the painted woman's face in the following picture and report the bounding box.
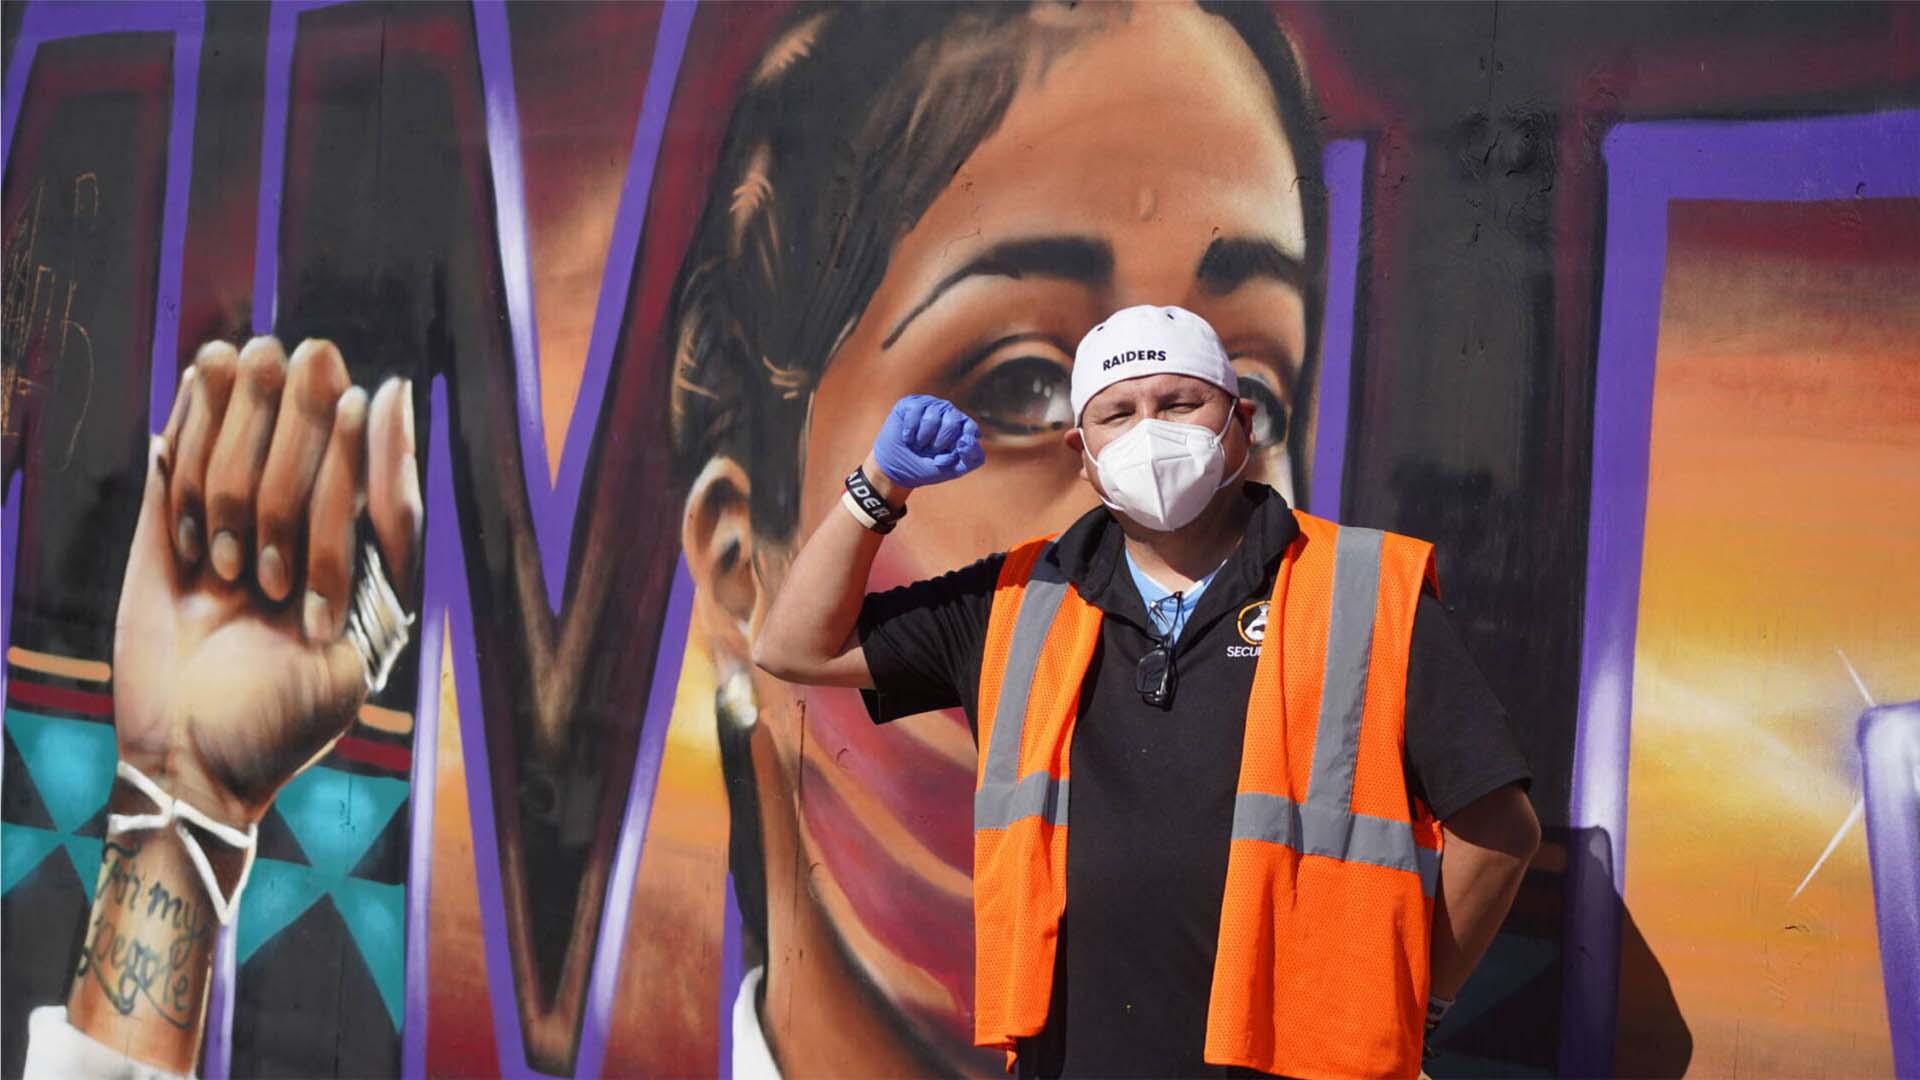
[747,2,1312,1067]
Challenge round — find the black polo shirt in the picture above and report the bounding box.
[856,483,1531,1079]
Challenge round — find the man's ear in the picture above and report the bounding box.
[1064,426,1092,484]
[1232,396,1259,455]
[683,456,759,667]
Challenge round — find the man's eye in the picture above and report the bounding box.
[960,356,1073,437]
[1239,374,1290,448]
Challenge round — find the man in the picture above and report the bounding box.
[753,304,1540,1078]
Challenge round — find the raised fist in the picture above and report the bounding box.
[869,394,985,489]
[111,336,422,831]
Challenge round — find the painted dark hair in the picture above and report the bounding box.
[670,1,1329,534]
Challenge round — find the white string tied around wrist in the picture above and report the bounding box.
[106,761,257,926]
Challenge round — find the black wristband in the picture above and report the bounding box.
[844,465,907,534]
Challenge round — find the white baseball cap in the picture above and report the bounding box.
[1071,304,1237,422]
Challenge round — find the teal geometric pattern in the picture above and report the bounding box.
[1,825,63,892]
[2,708,411,1029]
[273,764,411,880]
[237,765,410,1028]
[2,708,117,899]
[1,825,103,901]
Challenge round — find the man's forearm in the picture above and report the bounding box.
[1429,784,1540,1000]
[752,452,905,686]
[66,821,221,1076]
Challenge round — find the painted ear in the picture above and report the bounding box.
[681,454,774,970]
[682,456,760,664]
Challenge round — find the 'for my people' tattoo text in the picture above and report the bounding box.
[75,838,213,1029]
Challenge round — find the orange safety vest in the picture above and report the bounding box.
[972,510,1442,1079]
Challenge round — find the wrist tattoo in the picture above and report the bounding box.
[75,837,215,1029]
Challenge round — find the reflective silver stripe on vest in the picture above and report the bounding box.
[1305,527,1382,816]
[1231,792,1441,895]
[1240,526,1439,894]
[975,773,1071,830]
[976,545,1071,832]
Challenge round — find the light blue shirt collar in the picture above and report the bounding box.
[1123,549,1224,644]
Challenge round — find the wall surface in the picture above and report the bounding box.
[2,2,1917,1077]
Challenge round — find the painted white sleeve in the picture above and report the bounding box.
[732,966,782,1080]
[22,1006,192,1080]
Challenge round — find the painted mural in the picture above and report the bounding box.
[3,2,1917,1079]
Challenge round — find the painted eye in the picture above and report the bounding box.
[1238,373,1290,448]
[961,356,1074,438]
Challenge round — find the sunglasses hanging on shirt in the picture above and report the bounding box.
[1136,642,1174,707]
[1137,591,1183,708]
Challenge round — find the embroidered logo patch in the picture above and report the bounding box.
[1229,601,1269,657]
[1236,601,1269,644]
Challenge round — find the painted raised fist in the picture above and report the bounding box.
[111,336,422,833]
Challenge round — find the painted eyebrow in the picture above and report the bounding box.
[1194,235,1310,296]
[883,236,1115,349]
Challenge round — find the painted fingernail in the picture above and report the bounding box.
[401,452,423,516]
[258,544,287,598]
[211,530,242,579]
[176,517,201,562]
[303,591,331,642]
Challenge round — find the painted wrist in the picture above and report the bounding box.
[109,761,258,924]
[68,823,219,1075]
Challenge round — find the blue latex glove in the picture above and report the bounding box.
[870,395,986,488]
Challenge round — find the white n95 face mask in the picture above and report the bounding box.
[1085,409,1247,532]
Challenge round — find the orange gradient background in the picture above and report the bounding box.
[1619,197,1920,1077]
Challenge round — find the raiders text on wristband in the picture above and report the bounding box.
[843,465,906,534]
